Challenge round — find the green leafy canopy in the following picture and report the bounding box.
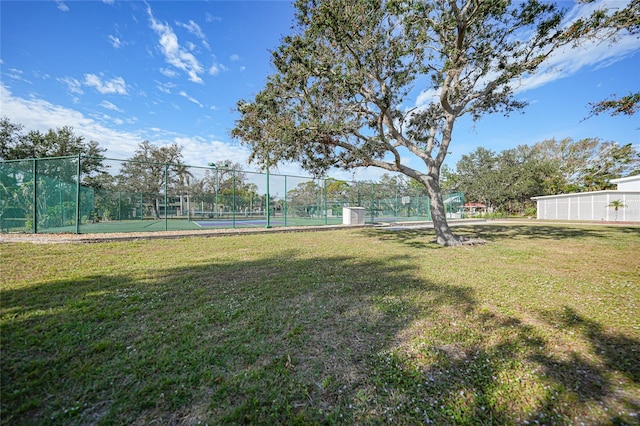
[232,0,623,245]
[233,0,578,177]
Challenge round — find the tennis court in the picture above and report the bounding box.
[1,156,465,234]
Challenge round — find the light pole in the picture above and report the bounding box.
[208,162,228,219]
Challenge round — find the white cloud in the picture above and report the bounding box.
[209,64,221,76]
[176,19,209,50]
[99,100,124,113]
[230,54,240,62]
[84,74,127,95]
[0,83,247,167]
[107,35,122,49]
[178,20,205,39]
[1,83,136,160]
[33,70,51,80]
[90,112,124,126]
[58,77,84,95]
[563,0,630,28]
[209,62,228,76]
[147,5,204,84]
[159,68,179,78]
[155,80,176,94]
[514,33,638,94]
[175,138,252,168]
[414,1,640,108]
[6,68,32,84]
[415,88,437,109]
[205,13,222,23]
[56,1,69,12]
[102,0,114,5]
[1,83,378,179]
[179,90,204,107]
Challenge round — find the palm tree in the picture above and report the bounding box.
[607,199,626,221]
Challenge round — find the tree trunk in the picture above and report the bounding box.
[153,199,160,220]
[424,175,463,246]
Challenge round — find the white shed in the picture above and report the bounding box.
[610,175,640,191]
[531,176,640,222]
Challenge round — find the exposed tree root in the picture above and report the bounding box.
[435,236,487,247]
[458,237,487,246]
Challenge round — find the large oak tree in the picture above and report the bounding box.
[232,0,615,246]
[118,141,185,219]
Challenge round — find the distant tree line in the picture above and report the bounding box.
[441,138,639,215]
[1,116,108,185]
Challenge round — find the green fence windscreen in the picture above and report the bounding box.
[1,156,464,234]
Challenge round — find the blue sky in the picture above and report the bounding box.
[1,0,639,181]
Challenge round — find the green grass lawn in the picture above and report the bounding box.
[1,223,639,425]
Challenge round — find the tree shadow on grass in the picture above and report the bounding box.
[361,227,443,249]
[531,306,640,425]
[352,303,640,424]
[465,224,640,243]
[537,306,640,385]
[2,248,638,424]
[367,223,640,247]
[2,250,463,423]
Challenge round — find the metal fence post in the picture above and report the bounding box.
[284,175,288,227]
[59,180,63,227]
[164,163,168,231]
[265,168,271,228]
[76,154,81,234]
[324,177,328,225]
[370,182,375,223]
[215,168,219,219]
[33,159,38,234]
[395,183,399,222]
[232,170,236,229]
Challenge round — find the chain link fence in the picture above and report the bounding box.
[1,156,464,234]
